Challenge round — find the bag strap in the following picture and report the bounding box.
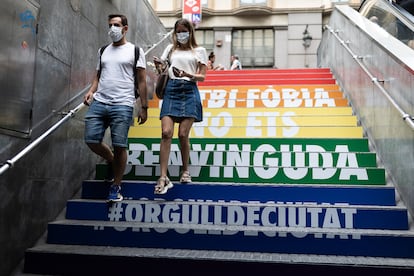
[97,44,110,78]
[97,44,141,99]
[166,45,173,65]
[133,45,140,99]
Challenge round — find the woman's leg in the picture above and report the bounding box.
[178,117,195,173]
[160,116,174,177]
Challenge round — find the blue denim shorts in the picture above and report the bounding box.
[84,100,133,148]
[160,79,203,122]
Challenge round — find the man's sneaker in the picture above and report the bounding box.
[107,184,123,202]
[104,162,114,182]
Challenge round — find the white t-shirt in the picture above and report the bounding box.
[94,42,146,107]
[161,44,207,81]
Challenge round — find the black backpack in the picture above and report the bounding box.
[97,44,141,99]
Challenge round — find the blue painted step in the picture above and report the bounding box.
[46,220,414,259]
[81,180,397,206]
[96,164,387,185]
[65,199,409,230]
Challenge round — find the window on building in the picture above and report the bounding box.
[195,29,214,54]
[232,29,274,68]
[240,0,267,5]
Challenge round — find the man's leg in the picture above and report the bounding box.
[113,146,127,186]
[86,143,114,163]
[106,104,133,202]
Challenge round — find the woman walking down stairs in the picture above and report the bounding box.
[23,68,414,275]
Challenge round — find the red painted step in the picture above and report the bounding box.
[199,78,336,86]
[206,68,332,75]
[200,68,336,86]
[205,72,333,80]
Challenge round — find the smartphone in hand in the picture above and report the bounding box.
[172,66,181,77]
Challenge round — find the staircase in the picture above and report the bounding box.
[23,68,414,275]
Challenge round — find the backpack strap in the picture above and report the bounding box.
[97,44,110,78]
[133,45,140,99]
[97,44,141,99]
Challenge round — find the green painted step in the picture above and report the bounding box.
[99,137,385,185]
[126,139,377,168]
[128,138,372,152]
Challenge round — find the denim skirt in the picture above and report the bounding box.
[160,79,203,122]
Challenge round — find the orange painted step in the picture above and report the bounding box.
[198,86,343,100]
[199,91,344,100]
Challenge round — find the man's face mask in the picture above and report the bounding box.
[176,32,190,44]
[108,25,123,42]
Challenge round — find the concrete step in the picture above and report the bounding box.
[23,244,414,275]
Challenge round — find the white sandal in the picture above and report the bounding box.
[154,176,173,194]
[180,171,192,183]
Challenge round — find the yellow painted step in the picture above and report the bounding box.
[140,114,358,127]
[148,98,349,108]
[129,125,363,138]
[144,107,355,117]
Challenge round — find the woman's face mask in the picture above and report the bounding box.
[108,25,124,42]
[176,32,190,44]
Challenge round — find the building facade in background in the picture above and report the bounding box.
[148,0,362,69]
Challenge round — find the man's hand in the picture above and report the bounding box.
[83,90,94,106]
[137,108,148,125]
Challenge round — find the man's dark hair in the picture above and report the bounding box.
[108,14,128,26]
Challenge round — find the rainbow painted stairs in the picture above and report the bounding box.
[24,68,414,274]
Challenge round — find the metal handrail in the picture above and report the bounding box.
[325,24,414,130]
[0,102,86,175]
[0,30,173,176]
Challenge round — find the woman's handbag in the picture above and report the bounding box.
[155,47,173,99]
[155,64,169,99]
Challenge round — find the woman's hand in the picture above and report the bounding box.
[172,66,191,78]
[153,56,165,73]
[153,56,163,65]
